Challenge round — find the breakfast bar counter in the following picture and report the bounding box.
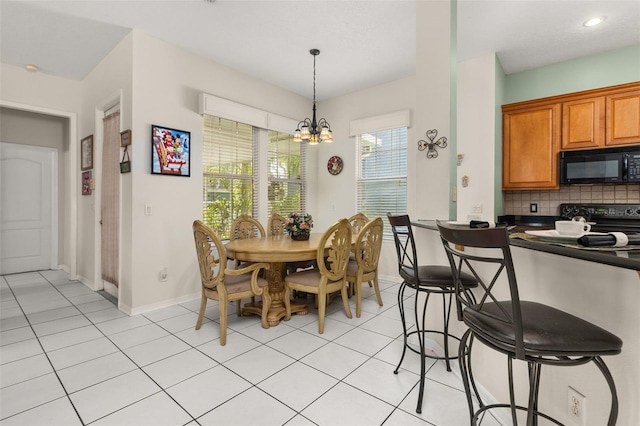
[408,219,640,425]
[412,220,640,271]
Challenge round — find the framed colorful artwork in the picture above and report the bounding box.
[151,124,190,177]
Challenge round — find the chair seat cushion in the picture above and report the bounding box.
[464,301,623,356]
[285,268,344,288]
[223,273,268,294]
[400,265,477,289]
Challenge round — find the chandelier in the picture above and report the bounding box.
[293,49,333,145]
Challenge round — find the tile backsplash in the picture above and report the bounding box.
[503,184,640,216]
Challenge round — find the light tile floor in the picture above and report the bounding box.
[0,270,499,426]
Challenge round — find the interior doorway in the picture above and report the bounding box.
[100,109,120,298]
[0,143,57,274]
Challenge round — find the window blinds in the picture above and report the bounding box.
[356,128,408,229]
[202,115,257,238]
[267,130,306,216]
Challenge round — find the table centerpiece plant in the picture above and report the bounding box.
[285,212,313,240]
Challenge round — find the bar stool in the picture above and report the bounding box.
[436,220,622,426]
[387,214,478,414]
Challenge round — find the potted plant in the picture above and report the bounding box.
[285,212,313,240]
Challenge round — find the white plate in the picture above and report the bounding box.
[525,229,607,243]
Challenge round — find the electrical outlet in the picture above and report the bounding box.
[145,203,153,216]
[568,387,586,425]
[159,267,168,282]
[530,203,538,213]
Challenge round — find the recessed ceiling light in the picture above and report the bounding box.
[25,64,39,72]
[583,16,606,27]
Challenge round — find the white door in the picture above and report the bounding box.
[0,143,57,274]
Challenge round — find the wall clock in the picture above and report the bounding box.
[327,155,343,175]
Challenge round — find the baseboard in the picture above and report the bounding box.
[128,291,201,316]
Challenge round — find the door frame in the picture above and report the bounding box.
[0,100,78,279]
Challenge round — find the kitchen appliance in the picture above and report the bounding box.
[560,203,640,233]
[559,146,640,185]
[499,203,640,234]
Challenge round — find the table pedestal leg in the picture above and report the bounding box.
[242,261,308,327]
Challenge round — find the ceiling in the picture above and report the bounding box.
[1,0,638,101]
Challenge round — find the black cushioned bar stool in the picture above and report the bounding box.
[387,214,478,414]
[436,220,622,426]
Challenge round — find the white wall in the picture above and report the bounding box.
[457,53,497,221]
[122,32,312,313]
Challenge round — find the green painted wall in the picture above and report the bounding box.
[504,44,640,104]
[494,57,505,216]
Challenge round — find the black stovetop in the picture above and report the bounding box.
[499,203,640,233]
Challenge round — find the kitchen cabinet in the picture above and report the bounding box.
[606,89,640,146]
[562,96,605,149]
[502,82,639,190]
[502,103,560,190]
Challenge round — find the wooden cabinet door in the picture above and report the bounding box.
[503,103,561,190]
[562,96,605,149]
[606,89,640,146]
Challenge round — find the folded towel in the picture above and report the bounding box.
[578,232,640,247]
[469,221,509,229]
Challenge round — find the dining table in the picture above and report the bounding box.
[225,233,325,327]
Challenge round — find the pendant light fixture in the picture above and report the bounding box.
[293,49,333,145]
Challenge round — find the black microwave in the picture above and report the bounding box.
[560,146,640,184]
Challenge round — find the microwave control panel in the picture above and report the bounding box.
[627,153,640,182]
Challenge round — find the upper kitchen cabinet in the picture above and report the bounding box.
[606,88,640,146]
[562,96,605,150]
[503,103,561,190]
[502,82,639,190]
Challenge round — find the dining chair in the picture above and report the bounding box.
[231,214,266,241]
[268,213,287,237]
[346,216,384,317]
[436,220,622,425]
[192,220,271,346]
[230,214,267,313]
[388,213,478,414]
[283,218,353,334]
[348,212,369,235]
[268,213,315,274]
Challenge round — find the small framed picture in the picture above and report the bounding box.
[120,161,131,173]
[81,135,93,170]
[82,171,92,195]
[120,129,132,147]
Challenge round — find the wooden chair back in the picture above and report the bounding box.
[268,213,287,236]
[348,212,369,235]
[231,214,265,240]
[317,218,352,282]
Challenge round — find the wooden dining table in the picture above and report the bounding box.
[225,233,326,327]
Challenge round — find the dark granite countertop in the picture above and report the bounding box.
[412,220,640,271]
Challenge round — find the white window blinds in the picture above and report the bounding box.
[356,127,408,235]
[202,115,257,239]
[267,130,306,216]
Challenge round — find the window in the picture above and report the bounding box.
[356,127,407,235]
[202,116,257,239]
[267,130,305,216]
[202,114,306,238]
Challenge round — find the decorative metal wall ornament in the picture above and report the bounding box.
[418,129,448,159]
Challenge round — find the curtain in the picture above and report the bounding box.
[101,111,120,286]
